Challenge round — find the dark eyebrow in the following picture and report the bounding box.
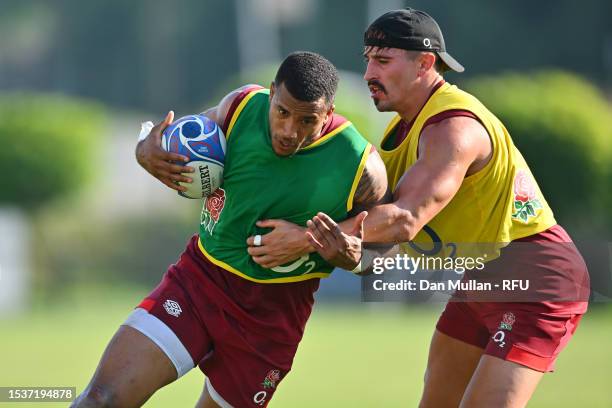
[364,53,390,62]
[363,46,392,58]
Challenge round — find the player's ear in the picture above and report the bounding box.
[269,82,276,100]
[324,103,335,123]
[418,53,436,76]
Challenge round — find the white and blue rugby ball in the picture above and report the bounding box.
[162,114,226,199]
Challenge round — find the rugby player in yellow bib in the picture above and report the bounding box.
[251,8,589,408]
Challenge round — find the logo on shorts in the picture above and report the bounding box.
[163,299,182,317]
[261,369,281,389]
[499,312,516,331]
[493,312,516,348]
[492,330,506,348]
[253,391,267,406]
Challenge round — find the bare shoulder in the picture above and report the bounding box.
[201,84,263,127]
[351,148,391,212]
[419,116,491,162]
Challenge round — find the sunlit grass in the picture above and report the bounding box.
[1,286,610,407]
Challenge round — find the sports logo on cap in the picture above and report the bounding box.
[364,8,465,73]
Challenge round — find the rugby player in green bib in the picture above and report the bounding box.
[72,52,389,408]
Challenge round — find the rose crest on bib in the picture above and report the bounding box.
[201,188,226,234]
[512,170,543,223]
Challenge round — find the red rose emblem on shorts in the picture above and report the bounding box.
[267,370,281,382]
[502,312,516,326]
[262,369,281,389]
[205,188,225,222]
[514,170,536,203]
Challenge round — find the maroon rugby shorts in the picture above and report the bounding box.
[123,235,320,407]
[436,225,589,372]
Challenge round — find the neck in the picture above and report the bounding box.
[396,74,442,123]
[299,123,326,149]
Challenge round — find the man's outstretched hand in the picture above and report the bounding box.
[135,111,194,192]
[306,211,367,271]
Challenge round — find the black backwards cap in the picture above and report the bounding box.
[364,8,464,73]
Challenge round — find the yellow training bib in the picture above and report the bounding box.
[378,83,556,259]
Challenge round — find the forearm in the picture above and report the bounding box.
[340,202,418,244]
[358,241,401,275]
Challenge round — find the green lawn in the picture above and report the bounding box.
[1,287,610,407]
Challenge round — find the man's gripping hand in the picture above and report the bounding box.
[247,220,313,269]
[135,110,194,192]
[307,211,367,271]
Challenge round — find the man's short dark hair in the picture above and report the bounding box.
[433,54,450,74]
[274,51,339,106]
[403,49,450,74]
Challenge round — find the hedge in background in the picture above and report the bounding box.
[0,93,106,210]
[465,70,612,232]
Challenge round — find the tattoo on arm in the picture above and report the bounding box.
[348,149,397,257]
[350,149,391,215]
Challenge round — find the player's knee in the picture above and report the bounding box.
[71,385,117,408]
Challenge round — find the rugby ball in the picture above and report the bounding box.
[162,114,226,199]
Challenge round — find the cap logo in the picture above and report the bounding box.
[423,38,431,48]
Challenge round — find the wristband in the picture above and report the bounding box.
[138,121,154,142]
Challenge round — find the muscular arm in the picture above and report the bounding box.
[349,148,393,215]
[358,116,491,243]
[289,117,490,270]
[303,148,393,270]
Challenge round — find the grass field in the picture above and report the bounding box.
[1,286,610,407]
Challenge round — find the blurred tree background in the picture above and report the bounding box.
[0,0,610,290]
[0,93,106,209]
[1,0,611,112]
